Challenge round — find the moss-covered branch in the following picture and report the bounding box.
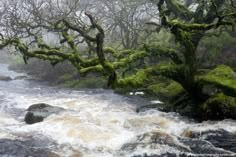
[144,44,182,64]
[116,67,154,88]
[164,0,192,20]
[113,50,147,69]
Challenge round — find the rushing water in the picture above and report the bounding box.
[0,63,236,157]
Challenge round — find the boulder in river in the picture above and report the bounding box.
[24,103,65,124]
[0,75,12,81]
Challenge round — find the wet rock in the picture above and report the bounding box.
[132,153,187,157]
[121,130,190,157]
[24,103,65,124]
[27,103,51,111]
[122,130,235,157]
[0,75,12,81]
[136,104,162,113]
[14,75,28,80]
[0,138,60,157]
[182,129,236,153]
[24,112,44,124]
[179,138,233,155]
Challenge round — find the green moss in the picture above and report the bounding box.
[129,51,146,61]
[198,65,236,96]
[170,20,209,30]
[102,60,114,73]
[148,83,166,95]
[118,69,149,88]
[103,47,117,54]
[153,64,185,84]
[144,44,182,64]
[148,81,184,100]
[145,81,193,117]
[114,49,135,59]
[166,81,184,96]
[202,93,236,120]
[206,65,235,78]
[80,65,104,76]
[203,93,236,109]
[112,50,147,69]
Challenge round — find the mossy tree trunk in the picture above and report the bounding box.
[153,0,236,103]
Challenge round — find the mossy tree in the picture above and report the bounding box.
[145,0,236,103]
[0,0,236,119]
[0,0,153,89]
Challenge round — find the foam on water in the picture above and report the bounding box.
[2,87,236,156]
[0,64,236,157]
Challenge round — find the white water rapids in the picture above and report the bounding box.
[0,64,236,157]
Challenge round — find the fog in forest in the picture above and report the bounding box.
[0,0,236,157]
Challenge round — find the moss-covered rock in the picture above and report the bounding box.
[198,65,236,97]
[147,81,184,101]
[202,93,236,120]
[144,81,196,117]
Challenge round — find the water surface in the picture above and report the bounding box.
[0,63,236,157]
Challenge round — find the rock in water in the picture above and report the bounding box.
[14,75,28,80]
[27,103,51,111]
[24,103,64,124]
[182,129,236,153]
[24,112,44,124]
[122,130,235,157]
[0,137,60,157]
[0,75,12,81]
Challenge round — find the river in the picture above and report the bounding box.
[0,63,236,157]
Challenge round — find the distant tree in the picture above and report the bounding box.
[82,0,158,49]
